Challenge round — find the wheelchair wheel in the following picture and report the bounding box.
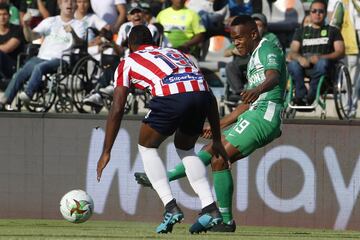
[135,89,151,114]
[102,94,113,112]
[284,107,296,119]
[70,55,102,113]
[25,75,57,112]
[333,62,352,120]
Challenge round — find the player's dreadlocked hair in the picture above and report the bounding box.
[230,14,258,32]
[128,25,154,47]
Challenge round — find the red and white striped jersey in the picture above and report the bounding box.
[114,45,209,96]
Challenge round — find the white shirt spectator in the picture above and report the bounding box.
[34,16,85,60]
[90,0,126,25]
[77,13,108,41]
[115,22,159,56]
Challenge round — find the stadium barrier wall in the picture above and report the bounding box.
[0,113,360,231]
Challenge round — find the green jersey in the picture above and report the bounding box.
[246,39,287,113]
[263,32,282,50]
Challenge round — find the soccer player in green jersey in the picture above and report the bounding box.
[135,15,287,232]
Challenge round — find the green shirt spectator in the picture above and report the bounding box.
[156,0,205,57]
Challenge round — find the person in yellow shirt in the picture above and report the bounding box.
[156,0,205,58]
[328,0,360,118]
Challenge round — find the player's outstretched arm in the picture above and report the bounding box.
[206,93,230,161]
[97,86,129,182]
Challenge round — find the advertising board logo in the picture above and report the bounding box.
[86,128,360,230]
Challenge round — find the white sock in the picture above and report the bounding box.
[138,144,174,206]
[176,148,214,208]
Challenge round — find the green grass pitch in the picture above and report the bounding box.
[0,219,359,240]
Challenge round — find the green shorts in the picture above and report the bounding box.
[224,109,282,157]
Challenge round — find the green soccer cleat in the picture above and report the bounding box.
[156,205,184,234]
[209,220,236,232]
[189,208,222,234]
[134,172,153,188]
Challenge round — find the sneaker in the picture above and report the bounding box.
[156,204,184,233]
[209,220,236,232]
[83,92,103,107]
[19,91,31,104]
[134,172,152,188]
[293,97,307,106]
[189,206,222,234]
[99,85,114,97]
[0,94,7,105]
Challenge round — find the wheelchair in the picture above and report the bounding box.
[218,60,248,117]
[15,44,83,113]
[284,60,352,120]
[69,28,151,114]
[27,52,86,113]
[219,83,242,117]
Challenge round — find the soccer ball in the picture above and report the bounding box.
[60,189,94,223]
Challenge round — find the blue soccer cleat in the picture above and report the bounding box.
[189,208,223,234]
[156,205,184,233]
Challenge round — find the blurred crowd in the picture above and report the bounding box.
[0,0,359,118]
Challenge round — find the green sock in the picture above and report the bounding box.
[167,150,213,182]
[213,169,234,223]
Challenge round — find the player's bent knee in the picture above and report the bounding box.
[211,156,228,171]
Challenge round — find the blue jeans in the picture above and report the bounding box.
[4,57,60,104]
[288,58,330,104]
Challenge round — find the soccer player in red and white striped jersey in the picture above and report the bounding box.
[96,25,229,234]
[114,41,209,96]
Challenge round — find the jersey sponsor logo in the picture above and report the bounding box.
[267,53,279,66]
[163,24,186,32]
[302,37,329,46]
[162,72,203,84]
[248,71,265,86]
[321,29,328,37]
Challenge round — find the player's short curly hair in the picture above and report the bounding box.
[128,25,154,47]
[230,15,258,32]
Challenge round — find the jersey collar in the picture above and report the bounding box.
[138,44,158,51]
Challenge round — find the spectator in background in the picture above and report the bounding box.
[252,13,282,50]
[115,3,159,56]
[328,0,360,117]
[82,3,160,107]
[0,0,20,25]
[287,0,345,106]
[90,0,126,33]
[214,0,262,29]
[0,0,85,111]
[156,0,205,59]
[20,0,59,28]
[140,0,168,18]
[138,1,155,24]
[186,0,228,60]
[74,0,110,45]
[0,3,23,89]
